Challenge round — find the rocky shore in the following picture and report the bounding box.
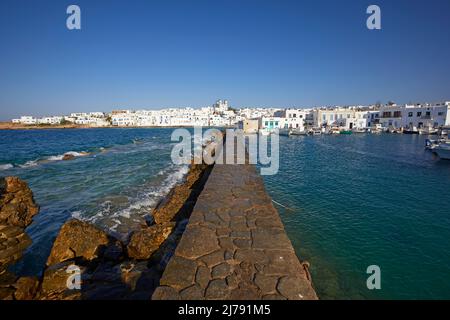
[0,155,213,299]
[0,177,40,299]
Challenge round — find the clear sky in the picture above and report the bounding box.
[0,0,449,120]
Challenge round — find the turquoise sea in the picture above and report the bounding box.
[0,128,189,276]
[263,133,450,299]
[1,128,449,299]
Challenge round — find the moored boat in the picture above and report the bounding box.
[434,144,450,160]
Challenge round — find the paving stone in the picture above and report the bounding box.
[254,273,279,294]
[180,284,205,300]
[195,266,211,289]
[152,286,181,300]
[233,239,252,249]
[277,276,317,300]
[205,279,229,299]
[198,250,225,267]
[159,256,197,290]
[211,262,231,279]
[176,225,219,259]
[251,228,290,250]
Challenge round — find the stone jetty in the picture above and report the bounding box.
[152,161,317,300]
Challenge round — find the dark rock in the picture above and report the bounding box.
[127,223,175,260]
[62,154,75,161]
[46,219,110,266]
[39,261,84,300]
[13,276,39,300]
[0,287,15,300]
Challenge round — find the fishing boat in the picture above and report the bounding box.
[340,130,352,135]
[403,126,420,134]
[425,138,443,150]
[419,127,438,135]
[328,127,341,135]
[352,128,367,133]
[290,128,308,136]
[310,128,322,135]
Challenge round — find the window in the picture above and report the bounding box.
[275,121,279,126]
[438,112,444,116]
[382,112,392,118]
[426,111,431,116]
[417,112,422,117]
[408,112,413,117]
[265,121,268,126]
[394,111,402,118]
[322,115,326,121]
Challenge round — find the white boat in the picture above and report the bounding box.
[290,128,308,136]
[310,128,322,135]
[434,144,450,160]
[259,130,271,136]
[352,128,367,133]
[419,127,438,135]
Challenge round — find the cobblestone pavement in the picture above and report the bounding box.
[152,161,317,300]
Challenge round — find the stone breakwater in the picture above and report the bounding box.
[152,161,317,300]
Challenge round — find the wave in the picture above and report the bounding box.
[19,160,39,168]
[0,163,14,171]
[18,151,90,168]
[71,164,190,233]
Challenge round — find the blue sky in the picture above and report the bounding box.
[0,0,449,120]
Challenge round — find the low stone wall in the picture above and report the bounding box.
[152,162,317,300]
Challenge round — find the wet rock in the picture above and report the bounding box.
[0,177,39,228]
[152,164,207,224]
[0,287,15,300]
[13,276,39,300]
[62,154,75,161]
[0,177,38,276]
[127,222,175,260]
[46,219,110,266]
[39,261,84,300]
[0,229,32,272]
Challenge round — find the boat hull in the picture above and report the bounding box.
[435,146,450,160]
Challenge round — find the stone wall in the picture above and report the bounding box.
[152,161,317,300]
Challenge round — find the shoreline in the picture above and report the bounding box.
[0,123,232,131]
